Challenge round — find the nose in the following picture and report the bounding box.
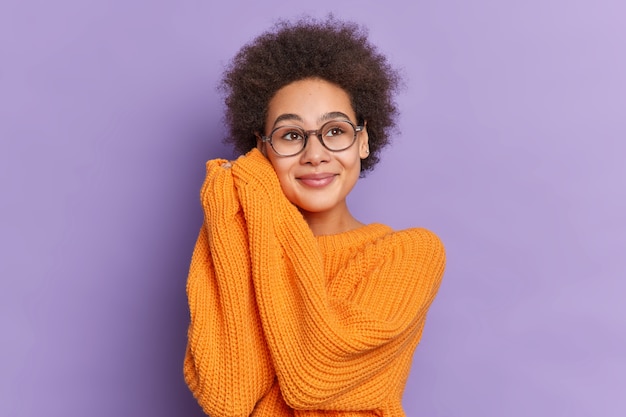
[300,132,330,165]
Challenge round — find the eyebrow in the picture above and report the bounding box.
[271,111,353,128]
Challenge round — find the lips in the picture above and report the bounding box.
[296,173,337,188]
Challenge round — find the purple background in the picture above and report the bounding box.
[1,0,625,415]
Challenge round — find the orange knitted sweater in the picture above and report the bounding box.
[184,149,446,417]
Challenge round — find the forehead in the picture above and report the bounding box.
[266,78,356,125]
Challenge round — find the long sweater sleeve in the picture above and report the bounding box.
[183,158,274,417]
[230,150,446,411]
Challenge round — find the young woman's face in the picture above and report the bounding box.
[258,78,369,219]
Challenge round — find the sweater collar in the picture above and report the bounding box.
[315,223,392,253]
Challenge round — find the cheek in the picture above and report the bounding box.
[341,153,363,174]
[267,158,295,187]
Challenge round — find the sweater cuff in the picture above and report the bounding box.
[231,148,282,196]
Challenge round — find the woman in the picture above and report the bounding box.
[184,16,446,417]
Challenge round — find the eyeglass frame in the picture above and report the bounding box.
[257,119,365,157]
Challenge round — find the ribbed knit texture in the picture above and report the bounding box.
[184,149,446,417]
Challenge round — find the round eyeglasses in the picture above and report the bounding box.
[259,120,364,157]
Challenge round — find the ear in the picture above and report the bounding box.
[255,134,267,157]
[358,122,370,159]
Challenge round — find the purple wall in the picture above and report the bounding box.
[1,1,625,415]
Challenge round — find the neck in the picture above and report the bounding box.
[299,205,364,236]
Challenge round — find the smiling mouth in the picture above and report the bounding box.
[297,174,337,188]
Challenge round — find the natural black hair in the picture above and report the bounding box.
[219,16,401,173]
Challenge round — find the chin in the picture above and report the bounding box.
[294,200,340,215]
[295,202,326,213]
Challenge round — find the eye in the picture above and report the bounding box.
[325,126,345,137]
[273,126,305,142]
[281,130,304,141]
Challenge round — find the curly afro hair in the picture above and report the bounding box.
[219,16,401,174]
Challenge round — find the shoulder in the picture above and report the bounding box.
[349,226,445,305]
[372,227,446,279]
[376,227,445,256]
